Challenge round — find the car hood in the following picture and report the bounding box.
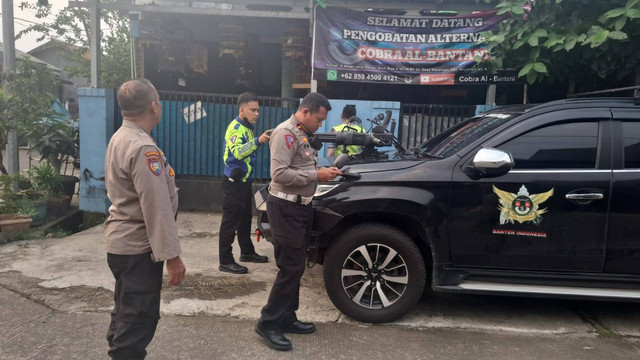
[320,152,428,173]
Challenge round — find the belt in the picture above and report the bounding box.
[269,189,313,205]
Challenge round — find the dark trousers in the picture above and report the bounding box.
[219,177,256,264]
[106,252,163,360]
[259,195,313,330]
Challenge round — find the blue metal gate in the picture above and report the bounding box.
[153,91,299,181]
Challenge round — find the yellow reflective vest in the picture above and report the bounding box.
[331,123,365,156]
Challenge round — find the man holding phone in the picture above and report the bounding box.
[218,92,271,274]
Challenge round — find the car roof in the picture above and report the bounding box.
[537,97,640,108]
[481,97,640,118]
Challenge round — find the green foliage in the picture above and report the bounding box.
[0,195,18,215]
[30,161,63,197]
[0,170,47,202]
[478,0,640,93]
[27,118,78,173]
[15,201,37,217]
[0,60,59,175]
[9,230,39,241]
[17,0,131,89]
[45,228,71,238]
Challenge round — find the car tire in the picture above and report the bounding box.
[323,223,426,323]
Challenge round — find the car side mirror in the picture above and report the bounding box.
[465,148,514,178]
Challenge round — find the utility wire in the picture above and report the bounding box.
[0,13,42,25]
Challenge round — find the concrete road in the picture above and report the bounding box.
[1,212,640,359]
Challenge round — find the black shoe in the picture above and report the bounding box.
[255,326,292,351]
[239,253,269,263]
[282,320,316,334]
[219,262,248,274]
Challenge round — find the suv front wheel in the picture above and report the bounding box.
[323,223,426,323]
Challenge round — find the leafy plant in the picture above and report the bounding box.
[0,60,59,175]
[15,201,37,217]
[0,197,18,215]
[0,171,46,202]
[30,161,63,197]
[27,116,78,173]
[47,228,71,238]
[478,0,640,94]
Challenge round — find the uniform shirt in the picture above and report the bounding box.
[223,117,262,182]
[330,122,365,156]
[269,114,318,197]
[104,120,181,262]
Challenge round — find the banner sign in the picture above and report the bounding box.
[313,6,519,85]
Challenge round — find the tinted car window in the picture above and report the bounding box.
[420,113,517,158]
[622,122,640,169]
[498,122,599,169]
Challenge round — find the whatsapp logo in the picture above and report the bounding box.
[327,70,338,81]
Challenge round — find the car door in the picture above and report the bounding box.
[604,109,640,275]
[448,109,612,272]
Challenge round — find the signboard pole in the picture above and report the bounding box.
[485,84,496,105]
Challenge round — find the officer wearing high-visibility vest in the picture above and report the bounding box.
[327,104,365,157]
[218,92,271,274]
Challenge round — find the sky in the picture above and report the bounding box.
[0,0,67,53]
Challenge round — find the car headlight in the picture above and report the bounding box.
[314,184,340,198]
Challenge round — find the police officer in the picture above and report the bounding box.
[105,78,186,360]
[218,92,271,274]
[327,104,364,157]
[255,92,342,351]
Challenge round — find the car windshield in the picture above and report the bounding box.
[419,112,519,158]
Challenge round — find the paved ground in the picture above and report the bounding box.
[1,212,640,359]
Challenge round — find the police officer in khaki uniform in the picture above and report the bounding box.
[255,92,342,351]
[105,78,186,360]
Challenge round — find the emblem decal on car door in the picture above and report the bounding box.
[493,185,554,225]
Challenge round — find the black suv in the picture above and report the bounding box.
[256,96,640,323]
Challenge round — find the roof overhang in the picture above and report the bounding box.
[69,0,495,19]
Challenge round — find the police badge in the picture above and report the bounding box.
[493,185,554,225]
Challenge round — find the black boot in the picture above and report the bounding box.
[239,253,269,263]
[282,320,316,334]
[255,325,292,351]
[219,262,248,274]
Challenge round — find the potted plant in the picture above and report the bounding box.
[31,160,70,221]
[27,116,79,201]
[1,172,47,227]
[0,212,33,234]
[0,177,33,234]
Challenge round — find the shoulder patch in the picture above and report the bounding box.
[230,135,238,144]
[147,156,163,176]
[145,151,160,157]
[284,134,296,149]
